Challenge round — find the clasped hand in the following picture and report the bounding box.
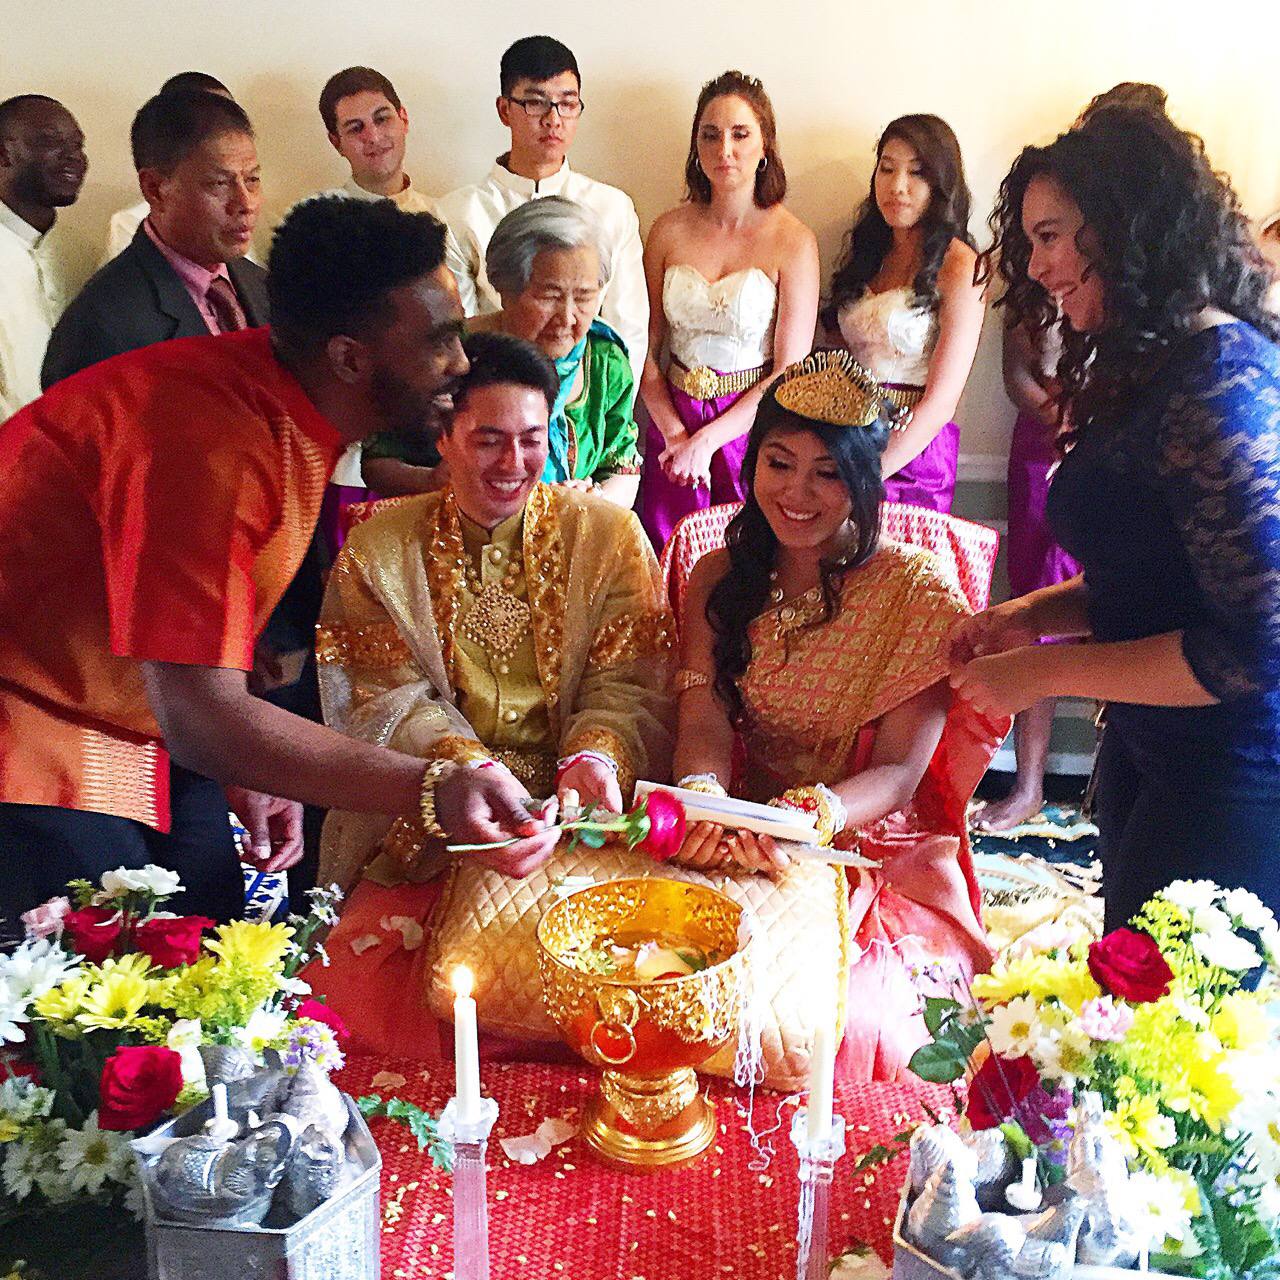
[659,430,714,489]
[945,600,1047,719]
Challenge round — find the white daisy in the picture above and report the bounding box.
[1,1138,43,1199]
[987,996,1042,1058]
[56,1111,132,1195]
[0,979,29,1044]
[1128,1169,1195,1247]
[0,1076,54,1125]
[234,1005,286,1053]
[0,937,82,1003]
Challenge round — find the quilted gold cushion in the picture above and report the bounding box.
[425,843,849,1091]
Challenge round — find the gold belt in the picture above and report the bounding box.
[668,360,769,402]
[883,384,925,412]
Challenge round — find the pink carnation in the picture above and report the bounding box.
[21,896,71,940]
[1077,995,1135,1042]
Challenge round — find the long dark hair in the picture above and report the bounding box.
[980,107,1280,449]
[683,70,787,209]
[706,385,890,721]
[823,114,973,328]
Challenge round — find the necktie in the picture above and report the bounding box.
[205,275,247,333]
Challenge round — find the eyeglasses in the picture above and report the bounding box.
[505,95,585,120]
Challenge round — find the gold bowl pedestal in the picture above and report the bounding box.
[536,878,746,1169]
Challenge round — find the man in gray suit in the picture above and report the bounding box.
[43,88,265,384]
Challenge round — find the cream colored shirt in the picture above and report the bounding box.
[342,174,435,215]
[103,199,148,263]
[435,157,648,386]
[0,202,76,420]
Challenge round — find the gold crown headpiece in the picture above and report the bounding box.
[773,350,909,431]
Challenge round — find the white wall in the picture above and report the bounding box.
[7,0,1280,458]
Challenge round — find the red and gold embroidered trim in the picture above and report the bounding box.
[428,734,495,767]
[315,621,413,667]
[80,728,163,827]
[425,491,466,685]
[587,609,676,670]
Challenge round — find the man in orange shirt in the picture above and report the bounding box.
[0,196,559,921]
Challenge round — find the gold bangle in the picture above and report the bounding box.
[770,785,840,847]
[419,758,459,839]
[677,773,728,797]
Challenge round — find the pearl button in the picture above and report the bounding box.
[497,661,510,675]
[502,708,518,724]
[488,547,504,564]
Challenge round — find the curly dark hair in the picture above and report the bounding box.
[706,383,890,721]
[980,107,1280,448]
[822,114,973,329]
[683,70,786,209]
[267,195,447,362]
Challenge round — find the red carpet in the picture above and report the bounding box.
[336,1054,957,1279]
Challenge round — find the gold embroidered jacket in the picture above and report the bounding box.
[316,483,675,887]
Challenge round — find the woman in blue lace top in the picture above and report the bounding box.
[949,107,1280,929]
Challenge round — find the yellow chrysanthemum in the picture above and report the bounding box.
[972,952,1100,1013]
[33,972,94,1024]
[1183,1053,1242,1128]
[204,920,293,972]
[1211,992,1270,1053]
[77,956,157,1031]
[1105,1083,1177,1170]
[0,1117,22,1143]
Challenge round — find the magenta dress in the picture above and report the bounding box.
[837,286,960,512]
[639,264,778,549]
[1006,410,1080,597]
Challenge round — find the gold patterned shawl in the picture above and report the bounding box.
[316,484,675,889]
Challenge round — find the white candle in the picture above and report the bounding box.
[806,1021,835,1143]
[1005,1155,1043,1210]
[203,1081,239,1142]
[452,965,481,1125]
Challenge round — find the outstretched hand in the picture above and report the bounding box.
[946,601,1040,669]
[226,786,305,872]
[434,765,559,878]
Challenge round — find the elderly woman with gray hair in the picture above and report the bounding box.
[464,196,641,507]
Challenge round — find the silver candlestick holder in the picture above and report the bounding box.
[438,1095,500,1280]
[791,1108,847,1280]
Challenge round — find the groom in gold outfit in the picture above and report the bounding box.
[315,330,674,892]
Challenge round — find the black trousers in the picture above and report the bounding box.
[0,762,244,926]
[1095,727,1280,932]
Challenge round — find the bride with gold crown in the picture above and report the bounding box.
[669,350,1009,1081]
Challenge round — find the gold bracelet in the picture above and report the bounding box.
[674,668,712,694]
[677,773,728,797]
[770,785,842,847]
[419,758,459,839]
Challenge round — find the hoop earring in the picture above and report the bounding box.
[758,156,768,172]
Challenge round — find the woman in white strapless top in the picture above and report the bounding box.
[825,115,985,512]
[638,70,818,548]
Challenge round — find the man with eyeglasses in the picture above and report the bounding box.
[435,35,647,388]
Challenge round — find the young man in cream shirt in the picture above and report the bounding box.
[320,66,434,215]
[434,35,647,386]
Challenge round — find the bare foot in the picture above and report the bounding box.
[971,790,1046,833]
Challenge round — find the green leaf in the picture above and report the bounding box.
[922,996,961,1039]
[908,1041,968,1084]
[998,1122,1032,1160]
[356,1094,453,1172]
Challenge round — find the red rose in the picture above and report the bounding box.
[966,1053,1041,1131]
[134,915,214,968]
[295,998,349,1041]
[62,906,123,964]
[98,1045,184,1131]
[636,790,687,863]
[1088,928,1173,1004]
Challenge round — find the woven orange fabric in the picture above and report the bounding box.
[337,1053,957,1279]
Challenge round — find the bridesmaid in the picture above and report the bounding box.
[638,70,819,548]
[824,115,984,511]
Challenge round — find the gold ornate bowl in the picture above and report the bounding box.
[536,877,746,1168]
